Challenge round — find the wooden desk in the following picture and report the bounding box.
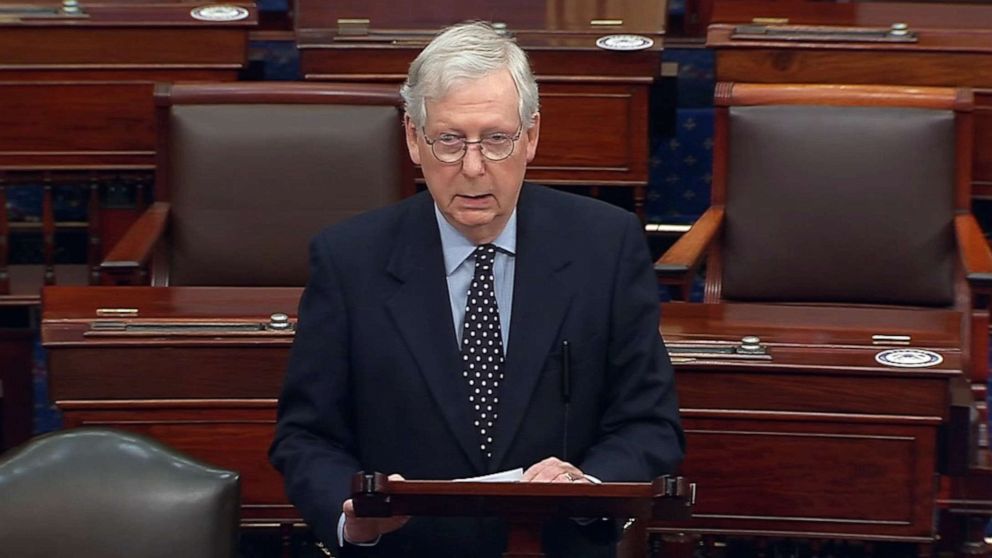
[653,302,972,550]
[0,2,256,170]
[704,1,992,199]
[2,2,256,455]
[42,286,298,524]
[40,288,975,549]
[295,0,668,216]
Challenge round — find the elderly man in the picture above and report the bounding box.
[270,21,684,558]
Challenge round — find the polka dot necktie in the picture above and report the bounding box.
[461,244,505,459]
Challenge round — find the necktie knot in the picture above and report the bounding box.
[473,243,496,264]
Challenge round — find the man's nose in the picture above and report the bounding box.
[460,144,486,176]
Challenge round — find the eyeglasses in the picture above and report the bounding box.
[421,125,523,164]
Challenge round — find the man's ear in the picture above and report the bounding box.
[404,115,422,166]
[525,113,541,163]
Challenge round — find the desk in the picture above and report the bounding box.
[42,286,298,524]
[295,0,668,216]
[40,288,974,551]
[2,5,257,445]
[650,302,972,551]
[0,2,256,170]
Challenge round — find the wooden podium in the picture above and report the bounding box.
[350,472,693,558]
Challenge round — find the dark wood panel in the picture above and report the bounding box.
[661,301,964,348]
[677,371,950,416]
[0,83,154,155]
[294,0,668,35]
[41,286,301,322]
[530,84,648,183]
[975,91,992,195]
[710,0,992,29]
[61,403,296,522]
[677,417,936,537]
[713,49,992,88]
[49,347,289,400]
[0,28,248,65]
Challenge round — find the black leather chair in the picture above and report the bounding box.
[0,428,240,558]
[102,82,414,286]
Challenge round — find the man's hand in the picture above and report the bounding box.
[341,473,410,544]
[522,457,591,483]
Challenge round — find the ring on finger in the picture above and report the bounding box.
[564,472,577,482]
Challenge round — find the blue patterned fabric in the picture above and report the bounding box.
[32,339,61,434]
[663,48,715,108]
[646,107,714,226]
[246,40,301,81]
[256,0,288,11]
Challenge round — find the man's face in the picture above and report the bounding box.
[405,69,540,244]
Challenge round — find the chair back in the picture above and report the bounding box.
[712,83,972,306]
[0,428,240,558]
[155,82,413,286]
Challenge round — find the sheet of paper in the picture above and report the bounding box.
[453,468,524,482]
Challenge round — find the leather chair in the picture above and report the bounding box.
[102,82,414,286]
[657,83,992,346]
[0,428,240,558]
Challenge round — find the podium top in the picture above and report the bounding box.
[351,472,693,520]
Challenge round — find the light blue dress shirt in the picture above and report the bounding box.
[434,204,516,351]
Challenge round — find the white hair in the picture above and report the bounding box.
[401,21,539,130]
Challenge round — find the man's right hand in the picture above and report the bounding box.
[341,473,410,544]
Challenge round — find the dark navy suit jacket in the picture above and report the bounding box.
[270,183,684,557]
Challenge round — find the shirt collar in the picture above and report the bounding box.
[434,204,517,276]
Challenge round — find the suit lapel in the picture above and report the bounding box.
[385,195,487,474]
[490,185,573,470]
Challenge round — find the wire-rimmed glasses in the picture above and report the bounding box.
[422,125,523,164]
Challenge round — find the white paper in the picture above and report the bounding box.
[453,468,524,482]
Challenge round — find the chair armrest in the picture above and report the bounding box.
[654,207,724,298]
[101,202,171,273]
[954,213,992,295]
